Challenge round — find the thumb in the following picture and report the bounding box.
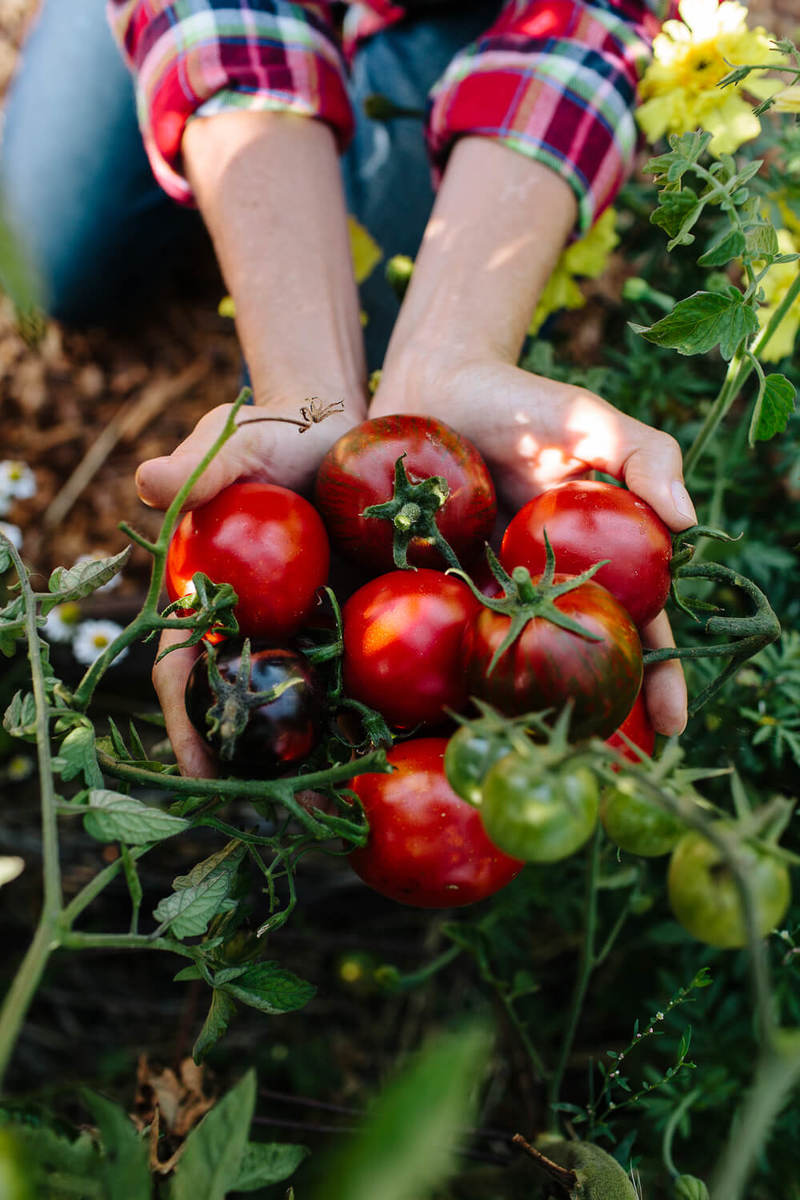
[620,437,697,533]
[135,405,270,511]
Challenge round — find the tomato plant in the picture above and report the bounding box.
[480,751,599,863]
[185,640,325,776]
[314,414,496,572]
[462,573,643,741]
[606,690,656,763]
[166,481,330,639]
[341,569,480,728]
[667,829,792,948]
[347,738,524,907]
[500,481,672,628]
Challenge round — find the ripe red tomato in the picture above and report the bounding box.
[500,481,672,628]
[462,576,643,741]
[347,738,524,907]
[605,690,655,763]
[165,482,330,639]
[341,569,480,728]
[314,414,496,572]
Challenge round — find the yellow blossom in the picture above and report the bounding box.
[756,228,800,362]
[636,0,785,154]
[772,85,800,115]
[529,208,618,335]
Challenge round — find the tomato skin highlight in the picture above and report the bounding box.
[667,829,791,948]
[500,481,672,628]
[348,738,524,908]
[462,576,643,741]
[314,414,497,572]
[341,569,480,728]
[166,481,330,640]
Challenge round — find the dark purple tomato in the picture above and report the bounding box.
[185,641,325,777]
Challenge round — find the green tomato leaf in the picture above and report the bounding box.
[43,548,131,614]
[698,228,746,267]
[153,870,232,938]
[630,291,759,360]
[168,1070,256,1200]
[749,372,796,444]
[220,962,316,1015]
[53,724,103,787]
[233,1142,309,1192]
[83,790,190,846]
[3,691,38,740]
[172,840,246,890]
[193,989,237,1063]
[81,1090,152,1200]
[745,223,780,260]
[650,188,699,239]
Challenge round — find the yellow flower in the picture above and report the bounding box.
[756,228,800,362]
[772,85,800,115]
[636,0,785,154]
[529,208,618,335]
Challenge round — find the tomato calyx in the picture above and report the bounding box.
[199,638,306,764]
[457,537,610,673]
[360,452,461,570]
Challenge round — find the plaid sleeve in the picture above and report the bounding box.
[107,1,353,204]
[426,0,670,233]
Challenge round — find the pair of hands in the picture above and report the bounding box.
[140,356,697,778]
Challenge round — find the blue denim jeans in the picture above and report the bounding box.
[0,1,499,368]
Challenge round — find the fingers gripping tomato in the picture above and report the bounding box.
[166,482,330,639]
[347,738,524,908]
[314,414,496,572]
[500,481,673,628]
[341,569,480,728]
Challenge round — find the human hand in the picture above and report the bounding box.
[370,355,696,736]
[142,395,364,777]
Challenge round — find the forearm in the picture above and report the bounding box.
[182,110,368,417]
[382,137,578,377]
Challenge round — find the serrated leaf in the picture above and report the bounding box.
[168,1069,255,1200]
[631,291,759,359]
[3,690,37,739]
[750,373,796,444]
[174,963,204,982]
[698,228,746,266]
[746,224,780,260]
[193,989,237,1063]
[319,1023,492,1200]
[81,1089,152,1199]
[43,548,131,613]
[222,962,315,1015]
[0,617,27,657]
[153,871,232,938]
[54,724,103,787]
[650,188,698,238]
[172,841,245,890]
[83,790,190,846]
[1,1120,105,1198]
[233,1142,309,1191]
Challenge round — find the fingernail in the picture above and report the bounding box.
[671,480,697,523]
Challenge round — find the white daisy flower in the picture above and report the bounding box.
[0,521,23,549]
[42,601,83,643]
[72,619,128,666]
[0,461,37,502]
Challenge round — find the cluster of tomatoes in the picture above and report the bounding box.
[163,414,681,910]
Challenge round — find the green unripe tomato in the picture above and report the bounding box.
[443,724,513,807]
[481,753,599,863]
[600,778,685,857]
[667,829,791,948]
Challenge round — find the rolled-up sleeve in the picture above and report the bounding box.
[107,1,354,204]
[426,0,671,233]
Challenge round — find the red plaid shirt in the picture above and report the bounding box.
[108,0,677,231]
